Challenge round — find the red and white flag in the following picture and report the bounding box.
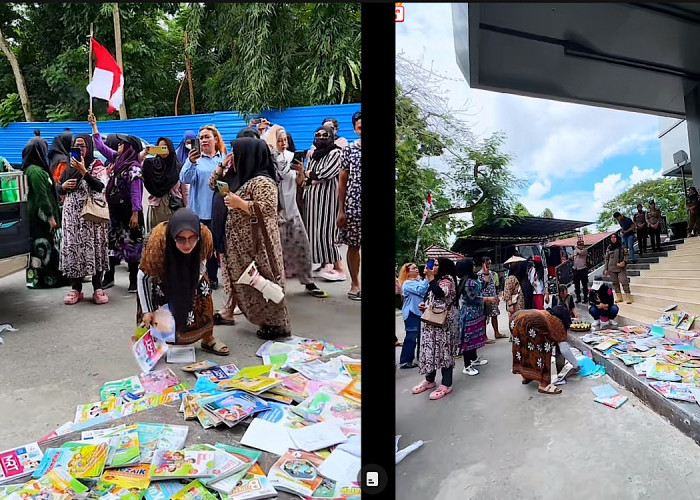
[86,38,124,113]
[419,192,433,230]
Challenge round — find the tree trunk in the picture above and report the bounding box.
[185,32,195,114]
[0,26,34,122]
[112,3,128,119]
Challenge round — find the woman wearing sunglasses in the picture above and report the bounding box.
[302,125,346,282]
[136,208,229,355]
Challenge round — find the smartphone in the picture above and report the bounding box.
[292,151,306,164]
[426,259,435,270]
[70,147,81,161]
[191,138,201,152]
[216,181,230,195]
[149,145,168,155]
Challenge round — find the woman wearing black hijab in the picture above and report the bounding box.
[137,208,228,355]
[21,137,64,288]
[143,137,189,233]
[210,137,291,340]
[48,131,73,187]
[302,125,346,282]
[58,134,110,305]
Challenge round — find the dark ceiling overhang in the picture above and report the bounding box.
[452,3,700,119]
[451,216,592,255]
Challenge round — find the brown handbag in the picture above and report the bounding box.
[82,195,110,224]
[421,299,448,327]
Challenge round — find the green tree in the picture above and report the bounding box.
[597,178,687,230]
[514,202,532,218]
[540,208,554,218]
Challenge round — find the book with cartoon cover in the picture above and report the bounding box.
[31,448,79,479]
[200,391,269,428]
[339,377,360,404]
[196,364,240,383]
[208,446,263,495]
[218,375,282,395]
[92,463,150,499]
[59,441,110,479]
[184,444,246,486]
[18,469,89,498]
[100,377,145,402]
[219,466,277,500]
[268,450,324,497]
[139,368,180,395]
[0,484,24,497]
[132,331,168,373]
[0,442,44,483]
[104,426,141,468]
[137,424,189,463]
[149,450,216,480]
[292,389,361,427]
[170,479,218,500]
[268,373,310,402]
[143,480,187,500]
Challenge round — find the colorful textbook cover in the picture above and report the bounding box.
[268,450,324,497]
[143,480,187,500]
[149,450,216,480]
[219,465,278,500]
[105,426,141,468]
[18,468,89,498]
[100,376,145,402]
[201,391,269,427]
[0,442,44,483]
[170,479,218,500]
[209,445,263,495]
[92,463,151,499]
[137,423,189,463]
[185,444,246,486]
[132,331,168,373]
[140,368,180,394]
[58,441,110,479]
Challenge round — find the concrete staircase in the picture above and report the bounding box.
[610,237,700,330]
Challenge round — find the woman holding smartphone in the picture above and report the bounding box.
[265,125,327,298]
[143,137,189,233]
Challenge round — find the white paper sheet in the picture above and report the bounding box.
[287,421,348,452]
[240,418,296,456]
[318,448,361,483]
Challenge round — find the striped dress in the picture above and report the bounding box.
[303,148,342,264]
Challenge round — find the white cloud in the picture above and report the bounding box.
[527,179,552,199]
[396,3,662,182]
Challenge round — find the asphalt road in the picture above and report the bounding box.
[0,248,361,450]
[395,307,700,500]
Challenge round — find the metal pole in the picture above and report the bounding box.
[112,3,127,119]
[88,23,93,115]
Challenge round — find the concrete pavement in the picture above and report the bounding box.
[395,307,700,500]
[0,249,360,450]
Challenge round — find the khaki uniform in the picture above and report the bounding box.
[604,245,632,301]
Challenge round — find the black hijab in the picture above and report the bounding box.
[608,232,622,251]
[224,137,277,194]
[429,257,457,301]
[21,137,51,177]
[455,258,479,305]
[142,137,182,198]
[48,131,73,175]
[62,134,96,183]
[237,127,261,139]
[510,261,534,309]
[163,208,202,331]
[548,304,572,331]
[311,125,340,161]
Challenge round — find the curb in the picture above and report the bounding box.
[568,332,700,445]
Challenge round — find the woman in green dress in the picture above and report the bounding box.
[21,137,64,288]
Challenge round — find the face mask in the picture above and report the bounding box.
[314,136,332,149]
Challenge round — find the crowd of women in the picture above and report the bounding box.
[396,248,605,400]
[17,111,362,352]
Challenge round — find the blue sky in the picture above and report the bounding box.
[396,3,665,229]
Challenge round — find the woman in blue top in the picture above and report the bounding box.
[456,258,500,376]
[179,125,227,289]
[398,262,429,369]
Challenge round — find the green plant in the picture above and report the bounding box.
[0,93,23,126]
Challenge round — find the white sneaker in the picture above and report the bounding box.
[319,265,346,282]
[591,320,600,327]
[610,320,618,326]
[600,320,610,329]
[463,366,479,376]
[471,359,488,366]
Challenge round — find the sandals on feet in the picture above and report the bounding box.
[306,286,329,298]
[64,290,83,305]
[412,380,437,394]
[201,339,230,356]
[429,385,453,400]
[347,290,361,301]
[213,312,236,325]
[538,383,562,395]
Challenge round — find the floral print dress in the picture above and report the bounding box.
[337,141,361,248]
[418,277,459,375]
[509,309,568,385]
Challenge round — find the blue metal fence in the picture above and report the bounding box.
[0,103,360,165]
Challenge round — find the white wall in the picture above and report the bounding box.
[658,117,690,176]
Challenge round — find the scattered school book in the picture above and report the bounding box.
[148,450,216,480]
[31,448,75,479]
[19,468,89,498]
[170,479,219,500]
[208,445,263,496]
[218,375,282,395]
[182,360,218,373]
[58,441,110,479]
[268,450,325,497]
[219,466,278,500]
[132,330,168,373]
[143,480,187,500]
[140,368,181,394]
[137,423,189,463]
[339,377,361,404]
[292,388,362,427]
[100,376,146,402]
[200,391,270,427]
[104,426,141,468]
[93,463,151,499]
[594,395,629,409]
[184,444,247,486]
[196,364,240,383]
[0,442,44,483]
[678,314,697,331]
[267,373,310,402]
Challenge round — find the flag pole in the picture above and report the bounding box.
[88,23,93,115]
[413,191,432,261]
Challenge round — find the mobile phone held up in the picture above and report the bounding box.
[191,138,201,153]
[292,151,306,164]
[149,145,168,156]
[216,181,230,195]
[70,147,81,161]
[426,259,435,270]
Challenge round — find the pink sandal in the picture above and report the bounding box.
[429,385,453,400]
[64,290,83,305]
[93,289,109,305]
[412,380,437,394]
